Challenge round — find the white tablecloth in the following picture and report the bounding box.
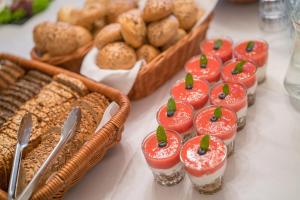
[1,1,300,200]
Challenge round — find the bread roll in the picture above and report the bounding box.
[147,15,179,47]
[162,28,187,50]
[173,0,198,31]
[73,26,93,47]
[107,0,137,23]
[94,23,123,49]
[118,9,146,48]
[143,0,173,22]
[93,18,107,35]
[34,22,78,57]
[96,42,137,70]
[137,44,160,63]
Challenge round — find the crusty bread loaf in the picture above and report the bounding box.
[0,74,88,190]
[94,23,123,50]
[137,44,160,63]
[107,0,137,23]
[0,60,25,90]
[21,92,109,186]
[142,0,173,22]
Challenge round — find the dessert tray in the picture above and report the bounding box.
[0,53,130,200]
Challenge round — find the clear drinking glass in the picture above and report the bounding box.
[284,5,300,110]
[259,0,288,32]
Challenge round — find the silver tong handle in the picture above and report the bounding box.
[8,144,22,200]
[17,107,81,200]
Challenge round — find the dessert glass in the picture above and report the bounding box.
[221,59,257,106]
[210,82,248,130]
[180,135,227,194]
[142,130,184,186]
[170,79,209,110]
[194,106,237,156]
[157,101,195,143]
[234,40,269,84]
[184,55,222,83]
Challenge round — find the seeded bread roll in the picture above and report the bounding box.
[73,26,93,47]
[33,22,78,57]
[142,0,173,22]
[107,0,137,23]
[147,15,179,47]
[173,0,199,31]
[162,28,187,50]
[93,18,107,35]
[97,42,137,70]
[137,44,160,63]
[94,23,123,50]
[57,4,106,31]
[118,9,146,48]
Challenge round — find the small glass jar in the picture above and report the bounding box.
[142,130,184,186]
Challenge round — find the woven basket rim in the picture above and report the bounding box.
[0,53,130,200]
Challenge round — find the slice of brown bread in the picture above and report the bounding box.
[21,92,109,186]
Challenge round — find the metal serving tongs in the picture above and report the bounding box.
[8,113,33,200]
[16,107,81,200]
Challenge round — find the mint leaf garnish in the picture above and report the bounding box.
[200,55,208,68]
[156,125,167,147]
[223,84,229,96]
[185,73,194,89]
[199,135,210,154]
[167,98,176,117]
[232,60,246,74]
[213,39,223,50]
[214,107,222,119]
[246,41,255,52]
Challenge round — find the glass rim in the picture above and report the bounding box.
[141,129,182,161]
[200,36,234,51]
[193,105,238,137]
[184,54,223,73]
[209,81,248,108]
[156,100,195,131]
[221,58,258,78]
[179,135,227,172]
[170,78,210,98]
[233,39,269,53]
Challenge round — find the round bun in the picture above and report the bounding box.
[137,44,160,63]
[118,9,146,48]
[97,42,137,70]
[73,26,93,47]
[33,22,78,57]
[147,15,179,47]
[107,0,137,23]
[142,0,173,22]
[33,21,51,53]
[93,18,107,35]
[57,4,106,30]
[162,28,187,50]
[173,0,198,31]
[94,23,123,49]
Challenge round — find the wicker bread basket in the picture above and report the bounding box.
[128,14,213,100]
[31,42,93,73]
[0,53,130,200]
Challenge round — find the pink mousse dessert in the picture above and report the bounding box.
[200,37,233,63]
[142,126,184,186]
[234,40,268,83]
[184,54,222,83]
[171,73,209,110]
[194,106,237,156]
[221,59,257,106]
[157,98,194,143]
[180,135,227,194]
[210,82,248,130]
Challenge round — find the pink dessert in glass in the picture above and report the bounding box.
[210,82,248,130]
[234,40,268,84]
[200,37,233,63]
[184,54,222,83]
[142,126,184,186]
[157,98,195,143]
[171,73,209,110]
[194,106,237,156]
[180,135,227,194]
[221,59,257,106]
